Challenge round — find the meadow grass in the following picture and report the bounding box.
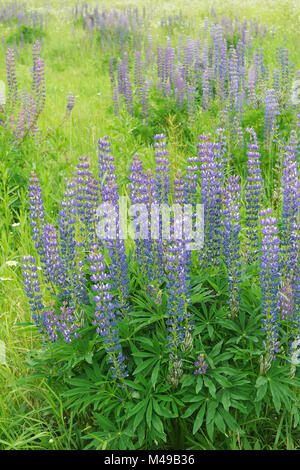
[0,0,299,450]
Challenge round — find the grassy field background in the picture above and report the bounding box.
[0,0,299,450]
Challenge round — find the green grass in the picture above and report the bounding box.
[0,0,300,450]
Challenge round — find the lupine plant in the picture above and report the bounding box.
[21,127,300,449]
[4,3,300,452]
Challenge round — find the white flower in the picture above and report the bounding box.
[6,261,18,266]
[0,277,13,281]
[12,223,20,227]
[291,338,300,366]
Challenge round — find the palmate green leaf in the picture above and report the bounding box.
[123,379,145,391]
[136,336,154,348]
[218,407,239,432]
[152,414,164,435]
[133,402,147,432]
[126,399,147,419]
[291,404,300,428]
[129,313,163,332]
[207,324,214,339]
[151,362,160,389]
[213,373,232,388]
[182,402,201,419]
[133,357,156,375]
[203,376,216,398]
[155,394,173,402]
[255,382,268,401]
[192,403,206,435]
[206,418,215,441]
[132,351,155,358]
[256,376,268,388]
[206,400,218,423]
[230,399,247,413]
[137,421,145,447]
[214,411,226,434]
[213,352,234,364]
[196,375,203,393]
[181,374,195,388]
[95,414,115,432]
[146,399,153,429]
[210,341,223,358]
[255,399,262,416]
[221,390,231,411]
[151,399,162,416]
[193,324,206,335]
[269,380,282,413]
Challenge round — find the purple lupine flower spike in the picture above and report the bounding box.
[98,137,129,313]
[128,154,151,279]
[28,172,46,258]
[259,209,281,373]
[245,128,264,262]
[6,48,18,109]
[58,178,87,304]
[72,156,99,249]
[66,91,75,113]
[197,134,223,266]
[222,175,242,317]
[42,223,65,290]
[166,170,193,387]
[154,133,170,205]
[88,244,128,383]
[194,354,208,375]
[264,88,279,146]
[43,302,80,344]
[22,256,45,330]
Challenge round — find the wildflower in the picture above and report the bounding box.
[6,48,18,108]
[277,281,294,319]
[42,224,65,290]
[259,209,281,373]
[165,171,192,382]
[197,134,223,266]
[43,302,80,344]
[58,179,87,304]
[66,91,75,113]
[154,133,170,205]
[28,172,46,257]
[98,137,129,313]
[280,142,299,277]
[21,256,45,330]
[72,156,99,249]
[245,128,264,262]
[5,260,18,266]
[194,354,208,375]
[264,88,279,145]
[88,244,128,382]
[128,154,151,279]
[222,175,242,317]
